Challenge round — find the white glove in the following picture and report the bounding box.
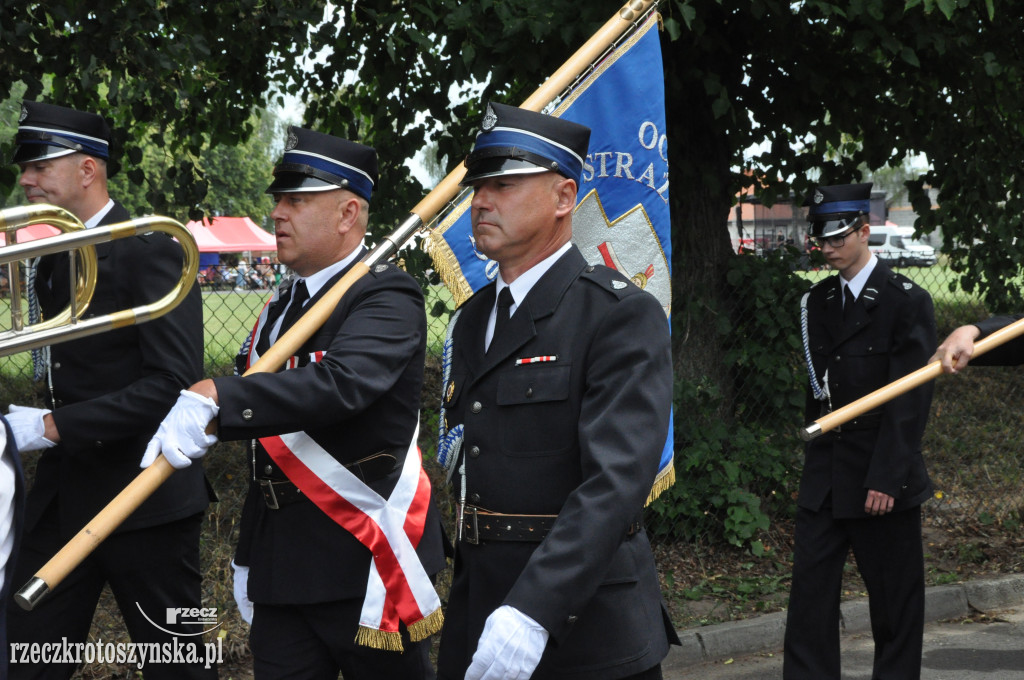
[140,390,219,470]
[6,405,56,452]
[231,560,254,624]
[465,605,549,680]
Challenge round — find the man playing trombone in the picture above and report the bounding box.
[4,101,214,679]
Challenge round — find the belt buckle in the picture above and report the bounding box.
[259,479,280,510]
[463,506,479,545]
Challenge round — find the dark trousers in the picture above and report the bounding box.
[783,504,925,680]
[250,599,435,680]
[7,509,217,680]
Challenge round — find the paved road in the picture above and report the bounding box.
[667,607,1024,679]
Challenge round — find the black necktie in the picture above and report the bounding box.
[489,287,514,353]
[843,285,855,321]
[257,280,306,354]
[278,279,309,335]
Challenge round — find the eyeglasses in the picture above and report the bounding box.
[811,220,864,249]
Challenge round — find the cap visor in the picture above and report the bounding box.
[265,174,344,194]
[12,144,77,165]
[460,157,550,186]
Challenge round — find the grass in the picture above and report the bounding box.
[0,285,458,379]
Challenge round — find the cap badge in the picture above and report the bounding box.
[18,105,27,123]
[285,130,298,151]
[481,103,498,132]
[813,189,824,205]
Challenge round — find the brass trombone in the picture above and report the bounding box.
[0,203,199,357]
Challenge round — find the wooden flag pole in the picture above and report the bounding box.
[801,317,1024,441]
[15,0,661,611]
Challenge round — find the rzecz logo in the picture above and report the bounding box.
[136,603,222,636]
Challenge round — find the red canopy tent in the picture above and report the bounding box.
[0,223,60,246]
[185,216,276,253]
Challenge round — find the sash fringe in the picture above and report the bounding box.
[356,626,405,652]
[407,606,445,643]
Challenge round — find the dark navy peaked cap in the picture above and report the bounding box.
[805,183,873,238]
[13,101,112,165]
[266,126,378,201]
[461,102,591,186]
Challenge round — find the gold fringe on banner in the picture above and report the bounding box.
[423,193,476,308]
[646,465,676,506]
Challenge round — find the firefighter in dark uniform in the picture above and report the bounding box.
[783,183,936,680]
[435,102,677,680]
[141,127,446,680]
[4,101,213,679]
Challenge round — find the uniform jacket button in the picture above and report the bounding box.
[525,387,533,398]
[470,401,482,414]
[94,441,103,448]
[54,399,63,407]
[53,361,61,370]
[263,465,274,475]
[567,615,578,624]
[469,446,480,458]
[242,408,254,420]
[469,493,481,504]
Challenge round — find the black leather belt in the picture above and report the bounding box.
[257,449,400,510]
[460,506,642,544]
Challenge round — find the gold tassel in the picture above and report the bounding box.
[408,607,445,642]
[645,465,676,506]
[423,231,474,308]
[355,626,404,652]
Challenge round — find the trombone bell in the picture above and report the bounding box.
[0,203,199,357]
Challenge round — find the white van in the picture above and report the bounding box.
[867,224,936,267]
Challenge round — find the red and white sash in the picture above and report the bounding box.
[261,428,442,650]
[243,304,443,650]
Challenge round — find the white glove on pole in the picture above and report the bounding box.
[6,405,56,452]
[231,560,254,624]
[140,390,219,470]
[465,605,549,680]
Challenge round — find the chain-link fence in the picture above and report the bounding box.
[3,249,1023,676]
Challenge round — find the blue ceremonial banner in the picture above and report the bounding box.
[427,12,674,502]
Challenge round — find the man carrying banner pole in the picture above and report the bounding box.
[141,127,447,679]
[434,103,677,680]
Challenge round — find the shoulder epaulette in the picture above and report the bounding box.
[886,271,924,296]
[580,263,641,300]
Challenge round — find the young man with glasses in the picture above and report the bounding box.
[784,183,937,680]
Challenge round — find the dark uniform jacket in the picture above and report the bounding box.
[28,201,210,536]
[216,255,446,604]
[800,261,936,517]
[969,314,1024,366]
[437,245,676,680]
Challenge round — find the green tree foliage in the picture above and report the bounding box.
[0,0,325,221]
[108,109,281,223]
